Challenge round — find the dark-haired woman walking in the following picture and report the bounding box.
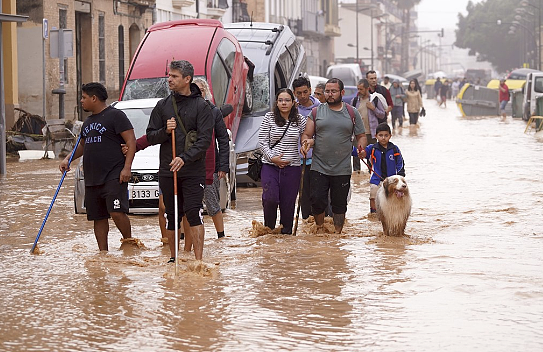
[405,79,424,125]
[258,88,307,234]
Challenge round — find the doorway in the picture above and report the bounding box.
[75,11,92,121]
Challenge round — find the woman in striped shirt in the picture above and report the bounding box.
[258,88,307,234]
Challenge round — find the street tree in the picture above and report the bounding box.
[455,0,530,72]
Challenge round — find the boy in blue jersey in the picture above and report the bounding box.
[358,123,405,214]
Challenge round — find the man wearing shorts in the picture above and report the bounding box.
[146,60,213,262]
[60,82,136,251]
[499,79,510,118]
[301,78,367,233]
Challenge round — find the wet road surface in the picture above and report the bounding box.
[1,99,543,351]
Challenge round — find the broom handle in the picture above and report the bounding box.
[172,130,179,275]
[31,134,82,254]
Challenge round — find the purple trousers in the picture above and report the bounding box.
[261,163,301,234]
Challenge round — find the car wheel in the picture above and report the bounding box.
[243,79,253,113]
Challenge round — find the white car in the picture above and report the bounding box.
[74,98,236,214]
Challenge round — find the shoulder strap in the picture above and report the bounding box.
[352,95,358,107]
[172,97,188,136]
[271,120,291,149]
[345,103,356,139]
[345,103,356,125]
[311,107,317,122]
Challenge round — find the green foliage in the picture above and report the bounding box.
[455,0,534,72]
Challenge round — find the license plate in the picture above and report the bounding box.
[129,187,159,200]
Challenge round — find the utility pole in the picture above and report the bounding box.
[356,0,359,65]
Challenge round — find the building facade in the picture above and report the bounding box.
[11,0,342,126]
[16,0,154,124]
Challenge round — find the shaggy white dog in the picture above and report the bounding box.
[376,175,412,236]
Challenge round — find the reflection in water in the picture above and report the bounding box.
[2,101,543,350]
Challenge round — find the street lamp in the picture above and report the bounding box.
[501,18,538,67]
[353,2,378,67]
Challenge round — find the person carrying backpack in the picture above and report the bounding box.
[301,78,367,233]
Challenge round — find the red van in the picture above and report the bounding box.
[120,19,251,142]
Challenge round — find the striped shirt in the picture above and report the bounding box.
[258,112,307,166]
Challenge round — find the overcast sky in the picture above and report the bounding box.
[417,0,484,30]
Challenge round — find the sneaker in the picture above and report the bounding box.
[167,257,175,263]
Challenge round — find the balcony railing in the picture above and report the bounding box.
[207,0,228,19]
[302,11,325,35]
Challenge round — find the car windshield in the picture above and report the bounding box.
[122,76,207,101]
[121,107,154,138]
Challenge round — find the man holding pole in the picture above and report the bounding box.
[146,60,213,263]
[59,82,136,251]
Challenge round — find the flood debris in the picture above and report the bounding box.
[120,237,147,249]
[249,220,283,237]
[31,244,43,255]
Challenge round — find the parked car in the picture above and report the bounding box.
[326,63,362,87]
[522,71,543,120]
[74,99,237,214]
[342,86,358,104]
[118,18,251,203]
[224,22,306,184]
[487,68,540,90]
[120,19,251,144]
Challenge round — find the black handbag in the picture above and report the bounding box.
[247,150,264,182]
[247,121,291,182]
[420,107,426,117]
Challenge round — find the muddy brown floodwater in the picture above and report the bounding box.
[1,100,543,351]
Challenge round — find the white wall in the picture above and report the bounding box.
[335,6,373,65]
[17,26,45,116]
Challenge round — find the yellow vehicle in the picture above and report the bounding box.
[487,68,541,89]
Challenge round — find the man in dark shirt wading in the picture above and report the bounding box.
[146,60,213,262]
[60,82,136,251]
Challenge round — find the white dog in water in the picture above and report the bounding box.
[375,175,412,236]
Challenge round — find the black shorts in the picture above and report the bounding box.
[310,170,351,215]
[85,179,129,221]
[159,175,205,229]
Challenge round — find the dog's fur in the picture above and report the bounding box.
[375,175,412,236]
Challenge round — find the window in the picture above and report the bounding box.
[217,38,236,73]
[99,14,105,83]
[277,47,295,87]
[118,25,124,89]
[59,9,67,29]
[211,53,229,106]
[534,77,543,93]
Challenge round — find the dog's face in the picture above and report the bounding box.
[383,175,409,198]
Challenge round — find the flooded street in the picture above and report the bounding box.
[1,99,543,351]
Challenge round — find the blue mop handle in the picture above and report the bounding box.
[30,134,82,254]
